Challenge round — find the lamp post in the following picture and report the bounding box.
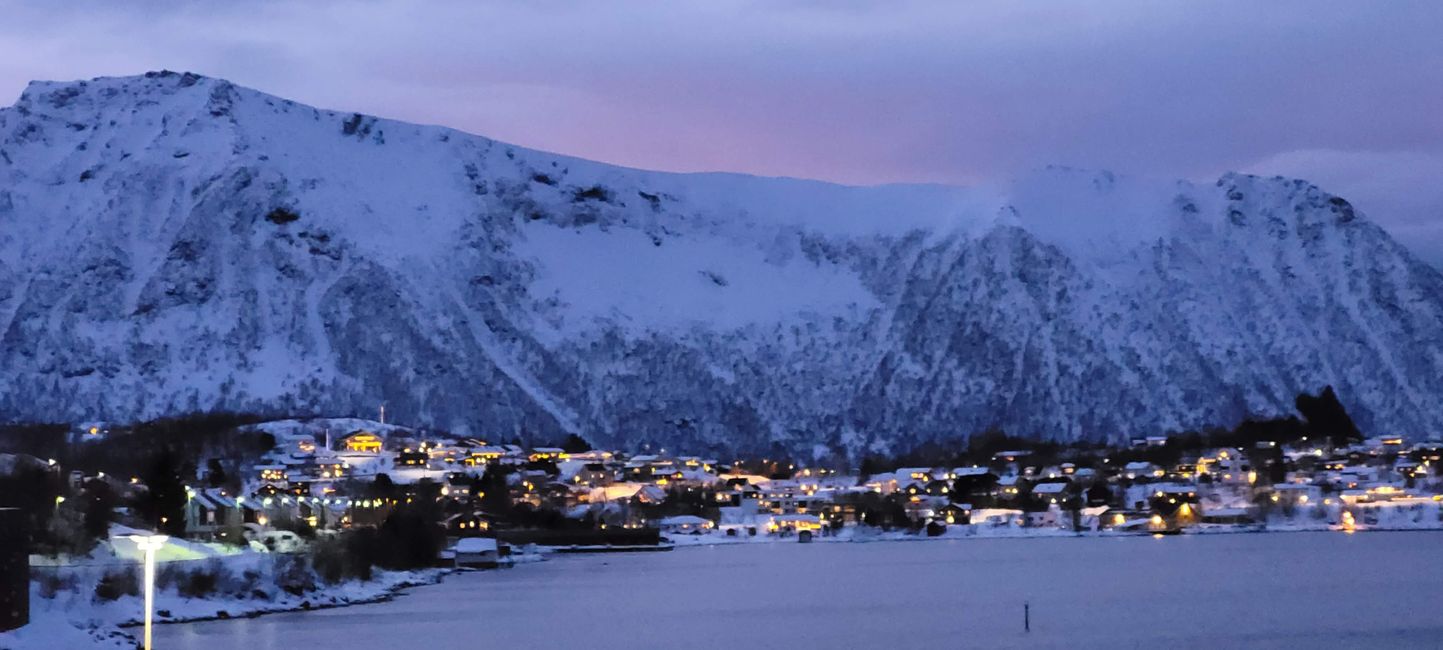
[126,534,168,650]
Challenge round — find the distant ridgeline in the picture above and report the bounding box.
[3,71,1443,458]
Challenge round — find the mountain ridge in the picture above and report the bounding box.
[2,71,1441,458]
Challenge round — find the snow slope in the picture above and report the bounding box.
[1,71,1441,457]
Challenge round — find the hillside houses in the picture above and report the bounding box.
[101,416,1439,547]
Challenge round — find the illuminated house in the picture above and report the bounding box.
[1030,480,1071,506]
[1148,485,1201,528]
[184,489,255,539]
[570,463,614,488]
[657,515,714,535]
[256,464,288,486]
[342,431,383,453]
[766,513,822,534]
[445,511,494,536]
[464,446,507,466]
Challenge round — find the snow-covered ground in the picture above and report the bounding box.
[5,72,1443,454]
[2,544,444,650]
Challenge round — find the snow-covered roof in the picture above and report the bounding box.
[454,537,498,553]
[1031,482,1069,494]
[658,515,711,526]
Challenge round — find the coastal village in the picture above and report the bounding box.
[38,417,1443,552]
[4,414,1443,647]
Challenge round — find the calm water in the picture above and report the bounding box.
[156,532,1443,649]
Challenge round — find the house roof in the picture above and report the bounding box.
[454,537,498,553]
[1032,482,1068,494]
[658,515,711,526]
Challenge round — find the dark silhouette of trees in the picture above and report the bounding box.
[136,448,188,537]
[560,434,592,454]
[1296,386,1363,447]
[81,477,116,542]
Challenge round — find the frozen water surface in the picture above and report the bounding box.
[154,532,1443,649]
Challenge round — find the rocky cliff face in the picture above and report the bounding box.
[2,72,1440,458]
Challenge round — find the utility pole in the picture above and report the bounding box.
[379,404,386,425]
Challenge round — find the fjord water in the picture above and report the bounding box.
[156,532,1443,649]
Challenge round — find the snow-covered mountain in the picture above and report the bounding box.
[2,71,1441,458]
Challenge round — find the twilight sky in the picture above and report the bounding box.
[3,1,1442,264]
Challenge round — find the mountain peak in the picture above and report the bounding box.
[1,75,1440,455]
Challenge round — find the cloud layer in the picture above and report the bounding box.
[2,1,1440,263]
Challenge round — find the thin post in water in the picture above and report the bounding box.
[1024,601,1030,632]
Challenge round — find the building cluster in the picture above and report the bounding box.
[156,424,1443,545]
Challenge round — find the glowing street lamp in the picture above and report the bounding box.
[126,534,168,650]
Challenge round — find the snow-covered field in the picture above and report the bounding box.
[148,531,1443,650]
[2,551,443,650]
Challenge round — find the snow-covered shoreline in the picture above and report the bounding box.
[660,509,1443,549]
[3,557,448,650]
[6,510,1438,649]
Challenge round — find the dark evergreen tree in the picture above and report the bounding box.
[1296,386,1363,447]
[560,433,592,454]
[81,478,116,542]
[137,448,188,537]
[205,458,229,489]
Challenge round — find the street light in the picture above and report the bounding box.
[126,534,168,650]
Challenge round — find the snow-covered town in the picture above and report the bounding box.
[202,420,1443,541]
[2,407,1443,644]
[4,410,1442,647]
